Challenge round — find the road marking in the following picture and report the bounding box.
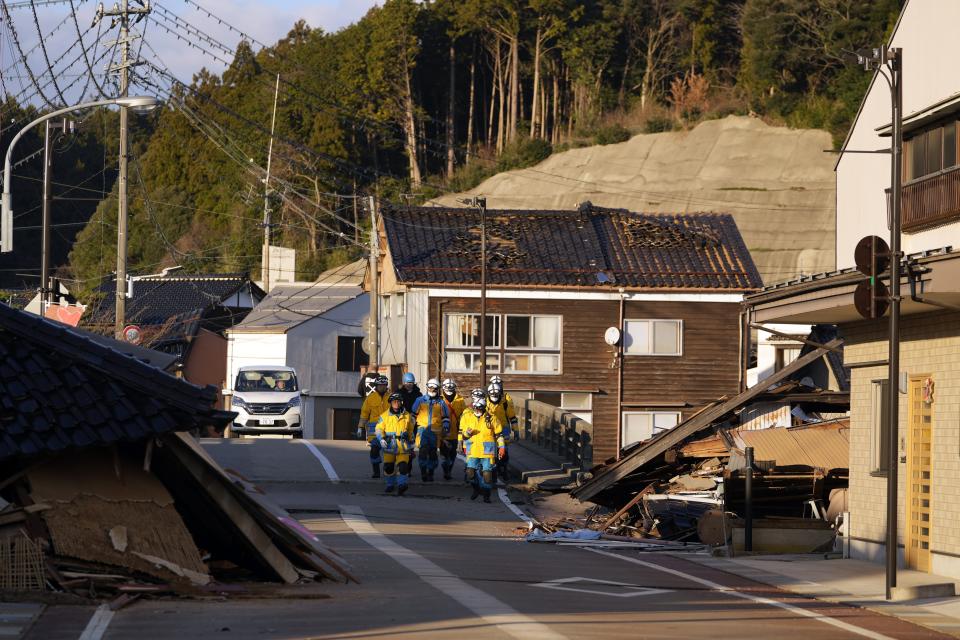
[532,576,672,598]
[78,605,114,640]
[497,487,534,528]
[583,548,895,640]
[297,439,340,483]
[339,504,566,640]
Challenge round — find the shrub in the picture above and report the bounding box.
[592,124,631,145]
[644,116,675,133]
[496,138,553,172]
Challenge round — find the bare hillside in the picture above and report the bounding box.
[433,116,836,286]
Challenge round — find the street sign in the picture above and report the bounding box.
[854,235,891,319]
[122,324,142,344]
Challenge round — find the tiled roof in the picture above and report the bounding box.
[0,302,234,463]
[381,203,762,291]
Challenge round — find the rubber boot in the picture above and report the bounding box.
[470,485,481,500]
[371,463,381,479]
[443,469,452,481]
[398,484,408,496]
[483,488,492,503]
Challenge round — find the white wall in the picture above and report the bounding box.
[837,1,960,268]
[379,292,407,365]
[287,294,368,395]
[225,332,287,391]
[747,323,811,387]
[406,289,430,382]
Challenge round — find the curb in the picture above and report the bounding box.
[678,554,960,638]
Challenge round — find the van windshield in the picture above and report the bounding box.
[235,370,299,392]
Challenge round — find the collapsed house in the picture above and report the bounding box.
[571,336,850,551]
[0,303,352,597]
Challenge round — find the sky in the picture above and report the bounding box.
[1,0,380,106]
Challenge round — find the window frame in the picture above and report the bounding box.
[442,312,562,376]
[623,319,684,357]
[336,335,370,372]
[870,378,891,476]
[381,294,391,319]
[905,120,960,184]
[394,292,406,317]
[621,411,681,448]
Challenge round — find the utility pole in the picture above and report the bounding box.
[886,47,903,602]
[40,119,72,308]
[368,196,379,373]
[99,0,150,339]
[479,197,487,390]
[262,73,280,293]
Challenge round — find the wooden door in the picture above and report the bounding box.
[333,408,361,440]
[906,376,933,572]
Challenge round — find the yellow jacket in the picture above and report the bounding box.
[489,393,518,439]
[360,391,389,442]
[375,410,415,455]
[412,395,450,447]
[458,411,505,461]
[442,395,465,441]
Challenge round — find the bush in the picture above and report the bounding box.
[644,116,675,133]
[496,138,553,172]
[592,124,631,145]
[447,161,497,193]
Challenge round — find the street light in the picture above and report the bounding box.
[1,95,160,253]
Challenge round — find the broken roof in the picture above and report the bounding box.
[0,303,233,462]
[381,203,762,291]
[230,260,366,333]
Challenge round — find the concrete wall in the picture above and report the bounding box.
[837,1,960,269]
[287,294,367,395]
[843,310,960,577]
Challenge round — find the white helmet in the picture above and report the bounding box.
[472,396,487,412]
[441,378,457,394]
[470,387,485,400]
[426,378,440,396]
[487,383,502,402]
[490,375,503,386]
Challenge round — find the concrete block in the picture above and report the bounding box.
[889,583,956,601]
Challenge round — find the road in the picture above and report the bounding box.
[23,438,952,640]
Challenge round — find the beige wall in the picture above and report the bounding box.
[844,311,960,576]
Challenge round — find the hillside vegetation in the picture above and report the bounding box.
[1,1,902,291]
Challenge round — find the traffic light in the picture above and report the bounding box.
[854,235,891,319]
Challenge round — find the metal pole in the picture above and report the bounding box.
[886,47,903,601]
[114,0,130,339]
[745,446,754,553]
[369,196,379,372]
[479,197,487,390]
[40,121,53,308]
[262,73,280,293]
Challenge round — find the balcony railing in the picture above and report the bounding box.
[899,166,960,232]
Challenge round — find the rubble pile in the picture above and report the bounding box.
[0,303,353,603]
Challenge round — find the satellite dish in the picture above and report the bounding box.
[604,326,621,346]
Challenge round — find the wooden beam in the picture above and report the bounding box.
[749,323,843,353]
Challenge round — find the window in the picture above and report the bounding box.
[871,379,890,474]
[623,319,682,356]
[444,313,561,375]
[337,336,369,372]
[907,122,960,181]
[621,411,680,448]
[774,345,802,373]
[531,391,592,422]
[394,293,406,317]
[381,295,391,319]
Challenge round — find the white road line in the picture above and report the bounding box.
[339,504,566,640]
[497,488,534,528]
[297,439,340,483]
[78,605,115,640]
[583,548,895,640]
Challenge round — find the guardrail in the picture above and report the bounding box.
[523,399,593,470]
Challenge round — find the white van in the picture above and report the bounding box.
[227,366,305,438]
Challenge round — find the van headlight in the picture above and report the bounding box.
[231,397,248,410]
[287,396,301,408]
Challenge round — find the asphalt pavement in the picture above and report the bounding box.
[19,438,956,640]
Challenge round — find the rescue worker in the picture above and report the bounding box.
[376,392,415,495]
[411,378,449,482]
[487,377,518,482]
[458,396,505,503]
[439,378,465,480]
[398,372,421,412]
[358,375,390,478]
[357,371,379,397]
[460,388,486,483]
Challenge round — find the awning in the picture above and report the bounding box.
[876,91,960,138]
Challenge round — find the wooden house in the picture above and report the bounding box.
[368,203,761,462]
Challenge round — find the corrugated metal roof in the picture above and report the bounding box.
[736,423,849,472]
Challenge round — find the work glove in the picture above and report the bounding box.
[498,447,506,459]
[379,439,388,450]
[356,427,364,440]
